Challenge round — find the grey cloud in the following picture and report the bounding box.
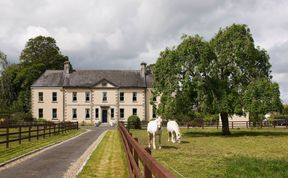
[0,0,288,102]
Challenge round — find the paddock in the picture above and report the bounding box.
[130,128,288,178]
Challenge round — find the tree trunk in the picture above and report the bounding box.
[220,112,231,135]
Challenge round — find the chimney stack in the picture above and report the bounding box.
[64,61,71,74]
[140,62,147,78]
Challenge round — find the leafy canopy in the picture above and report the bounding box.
[0,36,70,113]
[152,24,282,134]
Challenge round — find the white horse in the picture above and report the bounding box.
[167,120,181,143]
[109,120,116,127]
[147,117,163,149]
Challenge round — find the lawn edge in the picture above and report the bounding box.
[68,129,108,177]
[0,129,88,170]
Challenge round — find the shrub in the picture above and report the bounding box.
[36,118,47,123]
[80,121,95,126]
[127,115,141,129]
[12,112,34,122]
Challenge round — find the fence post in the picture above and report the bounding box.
[49,124,51,137]
[216,121,219,130]
[19,126,22,144]
[144,147,152,178]
[202,121,204,129]
[37,125,39,140]
[43,124,46,139]
[54,124,56,135]
[246,121,248,128]
[28,123,31,142]
[134,138,139,166]
[232,122,234,129]
[77,122,79,130]
[28,124,31,142]
[6,122,9,148]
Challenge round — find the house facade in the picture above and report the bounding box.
[31,61,158,123]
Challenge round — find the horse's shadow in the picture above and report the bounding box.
[161,145,178,150]
[180,140,190,144]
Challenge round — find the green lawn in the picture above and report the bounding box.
[78,130,129,178]
[131,128,288,178]
[0,129,85,164]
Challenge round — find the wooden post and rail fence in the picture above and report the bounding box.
[122,120,288,129]
[0,121,78,148]
[118,122,175,178]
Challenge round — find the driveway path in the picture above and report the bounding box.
[0,127,107,178]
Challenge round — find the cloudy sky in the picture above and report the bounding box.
[0,0,287,103]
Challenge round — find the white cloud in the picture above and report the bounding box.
[0,0,288,102]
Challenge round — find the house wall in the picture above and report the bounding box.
[31,87,64,121]
[219,113,249,128]
[31,86,154,123]
[119,88,145,121]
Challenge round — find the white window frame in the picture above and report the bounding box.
[52,92,57,102]
[85,108,90,119]
[85,92,90,102]
[38,92,43,102]
[72,92,77,102]
[133,92,137,102]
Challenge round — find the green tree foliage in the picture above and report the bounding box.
[153,35,215,121]
[283,105,288,115]
[210,24,273,134]
[0,36,70,113]
[0,51,8,74]
[153,24,282,135]
[243,79,283,122]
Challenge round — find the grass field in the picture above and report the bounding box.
[78,130,129,178]
[131,128,288,178]
[0,129,84,164]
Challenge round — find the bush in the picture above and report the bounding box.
[80,121,95,126]
[12,112,34,122]
[127,115,141,129]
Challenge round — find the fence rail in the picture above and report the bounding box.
[118,122,174,178]
[122,120,288,129]
[0,121,78,148]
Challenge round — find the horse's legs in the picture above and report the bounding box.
[153,133,156,149]
[159,132,162,149]
[168,131,171,142]
[148,133,151,148]
[172,131,175,143]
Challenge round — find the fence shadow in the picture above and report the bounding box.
[184,130,288,137]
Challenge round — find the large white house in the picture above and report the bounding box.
[31,61,158,123]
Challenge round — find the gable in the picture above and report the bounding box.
[93,79,117,88]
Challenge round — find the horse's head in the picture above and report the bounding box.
[156,117,162,130]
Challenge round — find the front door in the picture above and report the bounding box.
[102,110,107,123]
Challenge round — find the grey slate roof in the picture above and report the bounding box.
[32,70,153,88]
